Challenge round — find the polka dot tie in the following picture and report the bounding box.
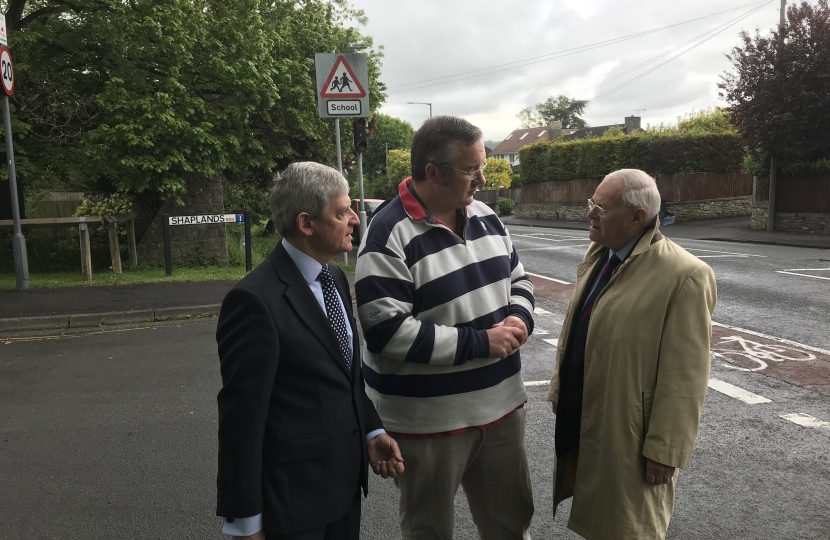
[318,265,352,370]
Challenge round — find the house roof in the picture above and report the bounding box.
[561,124,626,141]
[491,126,551,155]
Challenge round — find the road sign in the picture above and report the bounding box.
[0,15,7,46]
[167,213,244,226]
[1,46,13,96]
[315,53,369,118]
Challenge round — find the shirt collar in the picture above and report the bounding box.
[398,176,468,233]
[610,230,646,263]
[282,238,324,286]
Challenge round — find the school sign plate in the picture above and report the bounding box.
[315,53,369,119]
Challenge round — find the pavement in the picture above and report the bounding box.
[1,215,826,334]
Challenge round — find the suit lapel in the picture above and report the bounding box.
[271,244,353,381]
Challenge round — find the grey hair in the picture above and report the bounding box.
[605,169,661,221]
[411,116,483,181]
[270,162,349,238]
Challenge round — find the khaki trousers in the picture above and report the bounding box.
[393,407,534,540]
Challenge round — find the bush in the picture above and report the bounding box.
[73,194,133,217]
[498,197,515,215]
[519,133,745,184]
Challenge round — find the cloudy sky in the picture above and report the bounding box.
[354,0,787,141]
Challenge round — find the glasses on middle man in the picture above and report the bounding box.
[443,162,487,180]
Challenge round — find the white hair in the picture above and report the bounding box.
[605,169,661,221]
[270,162,349,238]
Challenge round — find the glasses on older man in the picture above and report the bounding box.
[587,198,607,218]
[443,161,487,180]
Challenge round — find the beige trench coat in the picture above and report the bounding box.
[547,224,717,540]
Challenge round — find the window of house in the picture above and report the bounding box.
[504,133,513,140]
[537,130,547,137]
[519,132,529,140]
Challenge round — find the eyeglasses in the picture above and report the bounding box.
[443,161,487,180]
[587,198,607,218]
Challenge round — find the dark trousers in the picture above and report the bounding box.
[267,488,361,540]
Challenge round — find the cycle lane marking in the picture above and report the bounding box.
[776,268,830,281]
[780,413,830,430]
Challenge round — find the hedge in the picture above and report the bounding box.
[519,134,745,184]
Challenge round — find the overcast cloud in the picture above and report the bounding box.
[355,0,788,140]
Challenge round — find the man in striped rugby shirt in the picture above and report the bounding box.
[355,116,535,539]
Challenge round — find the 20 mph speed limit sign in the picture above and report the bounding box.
[1,46,14,96]
[1,46,13,96]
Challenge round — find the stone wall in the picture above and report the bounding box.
[515,203,587,221]
[137,173,229,267]
[516,196,752,222]
[751,204,768,230]
[664,196,751,221]
[751,202,829,233]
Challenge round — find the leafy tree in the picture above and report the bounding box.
[719,0,830,163]
[483,140,499,150]
[602,125,626,138]
[643,108,737,137]
[361,113,414,186]
[385,149,411,191]
[481,157,512,190]
[517,95,588,129]
[3,0,385,214]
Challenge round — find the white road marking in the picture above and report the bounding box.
[520,244,591,252]
[524,380,550,387]
[776,268,830,281]
[542,338,559,347]
[708,378,772,404]
[686,248,766,257]
[712,322,830,356]
[526,272,572,285]
[534,307,552,315]
[511,233,585,242]
[780,413,830,429]
[534,329,550,335]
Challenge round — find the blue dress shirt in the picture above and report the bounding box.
[582,231,645,310]
[222,239,382,537]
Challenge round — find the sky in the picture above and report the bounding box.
[353,0,787,141]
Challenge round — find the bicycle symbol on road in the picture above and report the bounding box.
[711,336,816,372]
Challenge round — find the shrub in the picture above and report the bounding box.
[498,197,515,215]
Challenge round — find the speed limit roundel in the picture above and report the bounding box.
[0,46,14,96]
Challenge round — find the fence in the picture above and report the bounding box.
[776,176,830,213]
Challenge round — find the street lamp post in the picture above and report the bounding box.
[407,101,432,118]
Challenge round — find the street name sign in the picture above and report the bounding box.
[1,46,14,96]
[168,213,245,226]
[315,53,369,118]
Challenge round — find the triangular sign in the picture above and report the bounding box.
[320,55,366,98]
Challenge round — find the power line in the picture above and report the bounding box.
[578,1,770,97]
[386,0,769,94]
[587,1,769,103]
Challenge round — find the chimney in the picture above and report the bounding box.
[548,120,563,139]
[624,116,641,132]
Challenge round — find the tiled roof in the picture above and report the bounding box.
[561,124,625,141]
[490,126,551,155]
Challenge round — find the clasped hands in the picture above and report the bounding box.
[487,316,528,359]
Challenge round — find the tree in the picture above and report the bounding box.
[361,114,414,188]
[719,0,830,163]
[3,0,385,211]
[385,149,411,191]
[517,95,589,129]
[481,158,512,190]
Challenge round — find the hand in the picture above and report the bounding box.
[645,458,676,485]
[367,433,405,479]
[493,316,529,345]
[486,326,524,359]
[232,531,265,540]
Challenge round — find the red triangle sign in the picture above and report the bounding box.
[320,55,366,99]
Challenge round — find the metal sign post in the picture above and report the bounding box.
[1,44,27,290]
[357,152,366,239]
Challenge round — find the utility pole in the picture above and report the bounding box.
[767,0,786,232]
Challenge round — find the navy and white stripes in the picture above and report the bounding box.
[354,179,535,434]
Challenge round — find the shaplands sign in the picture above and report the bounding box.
[168,214,245,226]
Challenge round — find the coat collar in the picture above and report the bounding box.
[270,243,353,382]
[581,217,664,268]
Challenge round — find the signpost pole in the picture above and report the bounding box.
[3,93,27,290]
[163,215,173,276]
[244,210,252,272]
[335,118,343,175]
[357,152,367,240]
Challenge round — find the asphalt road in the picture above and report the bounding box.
[2,300,829,539]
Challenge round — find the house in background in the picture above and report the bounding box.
[561,116,642,141]
[490,121,577,168]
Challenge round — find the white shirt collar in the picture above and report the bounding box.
[282,239,324,286]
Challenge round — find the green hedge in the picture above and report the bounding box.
[519,134,745,184]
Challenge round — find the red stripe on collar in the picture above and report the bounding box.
[398,177,428,221]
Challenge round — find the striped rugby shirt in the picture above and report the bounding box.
[355,177,535,434]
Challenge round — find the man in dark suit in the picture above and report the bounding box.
[216,162,404,540]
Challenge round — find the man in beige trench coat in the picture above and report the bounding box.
[547,169,717,540]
